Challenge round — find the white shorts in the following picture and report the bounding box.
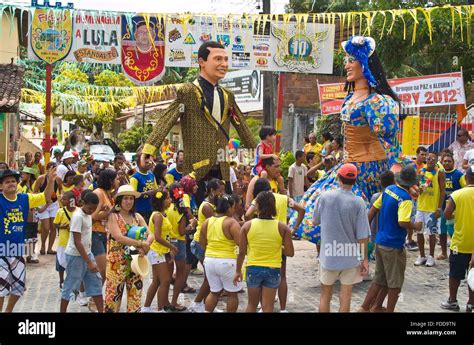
[319,265,362,286]
[415,210,440,235]
[38,201,59,220]
[203,257,242,293]
[147,250,167,266]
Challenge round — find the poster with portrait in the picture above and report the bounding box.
[121,14,166,85]
[66,11,121,64]
[29,8,73,64]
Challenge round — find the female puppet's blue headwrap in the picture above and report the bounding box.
[342,36,377,88]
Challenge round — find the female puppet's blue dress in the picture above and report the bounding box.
[290,92,405,244]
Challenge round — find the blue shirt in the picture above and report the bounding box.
[1,193,46,256]
[444,169,465,207]
[165,168,183,185]
[374,185,413,249]
[130,171,158,213]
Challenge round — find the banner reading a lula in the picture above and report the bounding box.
[29,8,73,64]
[165,15,335,74]
[65,11,121,64]
[121,14,166,85]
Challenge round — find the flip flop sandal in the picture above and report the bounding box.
[182,286,196,293]
[27,257,40,264]
[166,304,187,312]
[47,250,57,255]
[40,250,46,255]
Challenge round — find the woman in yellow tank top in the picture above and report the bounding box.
[143,190,176,312]
[244,177,304,312]
[199,195,241,312]
[234,191,294,313]
[188,178,225,313]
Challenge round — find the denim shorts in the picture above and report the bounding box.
[246,266,281,289]
[61,253,103,299]
[190,240,205,262]
[91,231,107,257]
[170,239,187,262]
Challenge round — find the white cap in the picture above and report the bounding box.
[62,151,74,160]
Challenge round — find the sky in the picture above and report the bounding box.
[4,0,289,14]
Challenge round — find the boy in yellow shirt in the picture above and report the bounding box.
[54,192,77,290]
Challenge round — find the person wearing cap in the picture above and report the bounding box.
[0,166,57,312]
[18,167,40,264]
[57,151,76,183]
[52,148,62,164]
[360,166,420,313]
[104,185,152,312]
[289,35,407,246]
[312,164,370,312]
[441,166,474,312]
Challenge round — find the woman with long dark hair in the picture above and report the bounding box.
[153,163,168,189]
[290,36,407,245]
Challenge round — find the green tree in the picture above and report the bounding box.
[94,70,134,87]
[229,117,262,143]
[118,124,153,152]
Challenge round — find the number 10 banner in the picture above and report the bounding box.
[165,16,335,74]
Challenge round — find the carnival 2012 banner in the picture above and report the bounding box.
[165,16,335,74]
[65,11,121,64]
[318,72,466,115]
[121,15,166,85]
[29,8,73,64]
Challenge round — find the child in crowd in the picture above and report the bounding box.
[53,192,77,290]
[143,190,175,312]
[71,175,85,206]
[252,126,278,176]
[60,190,102,313]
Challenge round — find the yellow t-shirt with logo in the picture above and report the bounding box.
[450,186,474,254]
[149,211,173,255]
[53,207,76,247]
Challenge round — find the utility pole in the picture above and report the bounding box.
[261,0,274,127]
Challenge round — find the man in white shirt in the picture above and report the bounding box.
[462,148,474,171]
[60,191,103,313]
[288,150,310,203]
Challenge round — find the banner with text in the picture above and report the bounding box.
[65,12,121,64]
[165,16,335,73]
[318,72,466,115]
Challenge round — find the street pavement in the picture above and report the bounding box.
[12,239,471,313]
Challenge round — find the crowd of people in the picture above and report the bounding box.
[0,125,473,313]
[1,36,473,314]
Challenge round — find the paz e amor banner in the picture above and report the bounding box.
[318,72,466,115]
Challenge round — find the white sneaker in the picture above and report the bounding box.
[77,292,88,306]
[425,255,436,267]
[280,309,289,313]
[189,302,205,313]
[414,256,427,266]
[141,306,158,313]
[214,307,224,313]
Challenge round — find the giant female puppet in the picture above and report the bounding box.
[290,36,407,244]
[141,41,257,204]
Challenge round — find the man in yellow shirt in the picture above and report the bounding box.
[0,167,56,312]
[304,133,323,164]
[442,166,474,312]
